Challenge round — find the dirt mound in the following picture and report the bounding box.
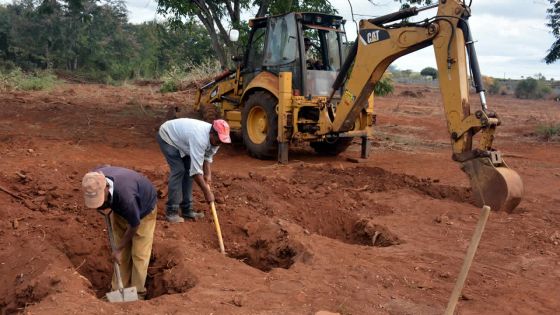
[400,90,424,98]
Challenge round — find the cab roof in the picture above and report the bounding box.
[249,12,345,29]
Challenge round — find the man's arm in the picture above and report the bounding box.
[113,224,139,263]
[193,174,214,203]
[203,160,211,184]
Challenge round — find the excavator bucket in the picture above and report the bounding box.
[461,157,524,212]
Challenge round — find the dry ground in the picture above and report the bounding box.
[0,83,559,315]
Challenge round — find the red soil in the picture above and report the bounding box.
[0,83,558,314]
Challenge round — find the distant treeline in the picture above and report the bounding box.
[0,0,216,82]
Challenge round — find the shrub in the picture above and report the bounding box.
[536,122,560,141]
[515,77,552,99]
[160,80,179,93]
[374,76,394,96]
[159,59,222,93]
[0,68,59,91]
[484,76,508,95]
[420,67,438,79]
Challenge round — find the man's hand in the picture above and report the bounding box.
[112,248,122,264]
[204,189,215,204]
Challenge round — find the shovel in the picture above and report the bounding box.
[210,201,225,255]
[101,210,139,302]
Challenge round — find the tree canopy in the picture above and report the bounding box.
[155,0,336,68]
[420,67,437,79]
[545,0,559,64]
[0,0,216,81]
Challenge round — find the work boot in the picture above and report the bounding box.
[166,214,185,223]
[137,291,147,300]
[182,210,204,221]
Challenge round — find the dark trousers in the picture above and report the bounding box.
[156,133,194,216]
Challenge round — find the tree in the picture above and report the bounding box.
[515,76,551,99]
[545,0,559,64]
[420,66,437,79]
[155,0,336,68]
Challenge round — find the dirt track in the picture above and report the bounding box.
[0,83,559,314]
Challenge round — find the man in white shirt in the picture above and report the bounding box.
[157,118,231,223]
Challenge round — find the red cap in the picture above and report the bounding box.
[212,119,231,143]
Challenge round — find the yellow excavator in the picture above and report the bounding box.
[194,0,523,212]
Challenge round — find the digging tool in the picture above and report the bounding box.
[462,158,523,212]
[210,201,225,255]
[100,210,139,302]
[444,205,491,315]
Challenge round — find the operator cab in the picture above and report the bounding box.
[243,12,348,97]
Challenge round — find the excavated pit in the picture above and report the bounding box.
[227,221,300,272]
[210,166,467,251]
[145,250,197,299]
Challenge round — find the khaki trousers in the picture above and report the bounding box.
[111,206,157,294]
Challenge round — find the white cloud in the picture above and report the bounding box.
[125,0,161,23]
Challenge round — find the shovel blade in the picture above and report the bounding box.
[106,286,138,302]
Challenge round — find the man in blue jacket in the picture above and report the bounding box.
[82,166,157,300]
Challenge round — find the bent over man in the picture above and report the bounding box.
[82,166,157,299]
[157,118,231,223]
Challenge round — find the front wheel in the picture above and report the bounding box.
[242,92,278,159]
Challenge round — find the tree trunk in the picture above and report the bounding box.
[196,12,228,68]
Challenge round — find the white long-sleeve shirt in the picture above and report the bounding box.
[159,118,219,176]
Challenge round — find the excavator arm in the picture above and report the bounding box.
[330,0,523,211]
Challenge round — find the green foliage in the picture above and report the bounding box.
[0,67,59,91]
[515,76,552,99]
[545,0,559,64]
[420,67,437,79]
[159,79,178,93]
[268,0,337,15]
[160,59,222,93]
[155,0,337,68]
[536,122,560,141]
[374,76,394,96]
[483,76,509,95]
[0,1,216,82]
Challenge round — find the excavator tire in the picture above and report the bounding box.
[310,137,353,156]
[198,102,221,123]
[242,91,278,159]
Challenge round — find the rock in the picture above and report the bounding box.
[315,312,340,315]
[12,218,18,229]
[232,294,245,307]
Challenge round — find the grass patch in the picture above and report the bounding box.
[0,68,60,91]
[159,59,222,93]
[536,122,560,141]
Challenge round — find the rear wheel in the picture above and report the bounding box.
[310,137,353,156]
[242,92,278,159]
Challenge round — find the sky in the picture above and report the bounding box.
[122,0,558,79]
[1,0,558,79]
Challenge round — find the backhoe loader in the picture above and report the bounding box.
[194,0,523,212]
